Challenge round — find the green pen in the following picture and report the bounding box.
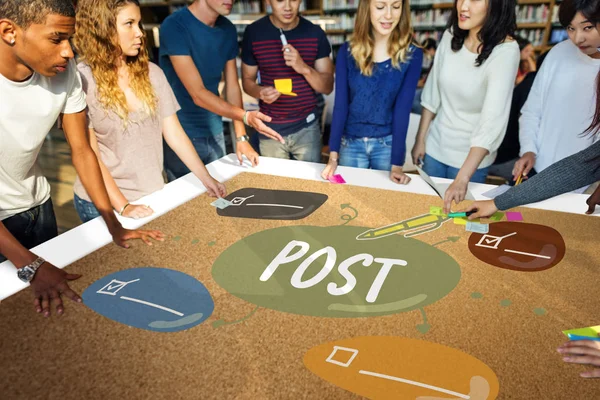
[448,211,475,218]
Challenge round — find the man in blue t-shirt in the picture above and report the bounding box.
[159,0,283,180]
[241,0,333,162]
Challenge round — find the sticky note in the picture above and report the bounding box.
[274,79,297,96]
[481,184,511,199]
[506,211,523,221]
[211,198,232,209]
[429,206,443,216]
[490,212,504,221]
[562,325,600,340]
[453,217,468,225]
[328,174,346,184]
[466,222,489,234]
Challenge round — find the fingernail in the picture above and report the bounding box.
[563,357,571,361]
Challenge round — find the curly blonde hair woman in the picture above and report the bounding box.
[72,0,226,222]
[322,0,422,185]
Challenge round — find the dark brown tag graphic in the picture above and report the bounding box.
[468,222,566,272]
[216,188,328,220]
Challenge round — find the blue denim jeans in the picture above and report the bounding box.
[259,121,322,162]
[74,194,101,223]
[422,153,489,183]
[339,134,393,171]
[164,134,226,182]
[0,198,58,262]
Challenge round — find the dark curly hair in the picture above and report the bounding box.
[447,0,517,66]
[0,0,75,28]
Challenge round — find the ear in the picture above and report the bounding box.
[0,19,18,45]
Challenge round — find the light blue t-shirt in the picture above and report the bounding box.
[159,8,238,138]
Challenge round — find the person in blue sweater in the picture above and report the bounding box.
[321,0,422,184]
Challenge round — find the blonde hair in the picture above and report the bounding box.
[74,0,157,122]
[350,0,414,76]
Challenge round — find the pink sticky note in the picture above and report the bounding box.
[506,211,523,221]
[328,174,346,184]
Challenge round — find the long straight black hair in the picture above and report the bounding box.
[448,0,517,66]
[583,0,600,136]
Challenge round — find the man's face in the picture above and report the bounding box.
[206,0,234,16]
[15,14,75,77]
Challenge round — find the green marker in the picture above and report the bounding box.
[448,211,475,218]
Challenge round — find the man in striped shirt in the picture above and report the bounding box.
[241,0,333,162]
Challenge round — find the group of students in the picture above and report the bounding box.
[0,0,599,379]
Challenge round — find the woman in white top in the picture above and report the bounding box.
[512,0,600,184]
[411,0,520,213]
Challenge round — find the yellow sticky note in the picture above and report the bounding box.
[490,212,504,222]
[562,325,600,338]
[453,217,468,225]
[429,206,443,216]
[274,78,297,96]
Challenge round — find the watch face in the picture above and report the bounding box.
[17,267,34,283]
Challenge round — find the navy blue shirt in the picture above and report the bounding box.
[241,16,330,136]
[329,42,422,166]
[159,8,238,138]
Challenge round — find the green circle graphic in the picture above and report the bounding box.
[212,225,461,317]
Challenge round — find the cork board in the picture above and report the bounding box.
[1,172,599,399]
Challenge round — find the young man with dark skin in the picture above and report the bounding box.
[0,0,163,317]
[159,0,284,178]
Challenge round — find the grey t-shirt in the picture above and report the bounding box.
[74,62,180,203]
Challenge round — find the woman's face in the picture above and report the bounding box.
[567,12,600,56]
[456,0,488,32]
[116,3,144,58]
[370,0,402,39]
[520,44,534,60]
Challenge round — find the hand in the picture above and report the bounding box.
[512,152,536,181]
[30,261,82,317]
[245,110,284,143]
[463,200,498,219]
[259,86,281,104]
[558,338,600,378]
[321,153,338,180]
[235,140,259,167]
[390,165,411,185]
[121,204,153,219]
[201,175,227,198]
[110,225,165,248]
[586,185,600,215]
[411,140,426,166]
[443,178,469,214]
[282,44,309,75]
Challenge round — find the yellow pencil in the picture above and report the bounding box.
[515,174,523,186]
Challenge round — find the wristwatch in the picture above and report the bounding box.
[236,135,250,143]
[16,257,45,283]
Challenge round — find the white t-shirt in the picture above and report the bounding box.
[519,39,600,172]
[0,58,86,220]
[421,30,520,169]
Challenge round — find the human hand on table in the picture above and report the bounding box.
[30,261,82,317]
[321,152,338,180]
[443,178,469,214]
[200,175,227,198]
[463,200,498,219]
[585,185,600,215]
[122,204,153,219]
[390,165,411,185]
[236,141,259,167]
[558,338,600,378]
[110,225,165,248]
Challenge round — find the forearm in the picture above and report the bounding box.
[164,128,212,181]
[71,148,121,232]
[192,87,245,123]
[95,156,128,211]
[455,147,489,183]
[225,86,247,138]
[301,66,333,95]
[0,222,37,268]
[242,77,263,100]
[415,108,435,143]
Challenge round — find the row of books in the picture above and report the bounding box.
[516,5,550,24]
[411,9,452,27]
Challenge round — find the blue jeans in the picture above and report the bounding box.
[74,194,101,223]
[339,134,393,171]
[259,121,321,162]
[164,134,226,182]
[422,154,489,183]
[0,198,58,262]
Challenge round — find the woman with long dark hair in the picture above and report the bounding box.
[411,0,520,213]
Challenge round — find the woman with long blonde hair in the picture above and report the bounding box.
[72,0,225,222]
[321,0,422,184]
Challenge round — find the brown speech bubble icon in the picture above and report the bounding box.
[468,222,565,272]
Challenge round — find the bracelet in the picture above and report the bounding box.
[242,110,249,126]
[118,203,130,216]
[236,135,250,143]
